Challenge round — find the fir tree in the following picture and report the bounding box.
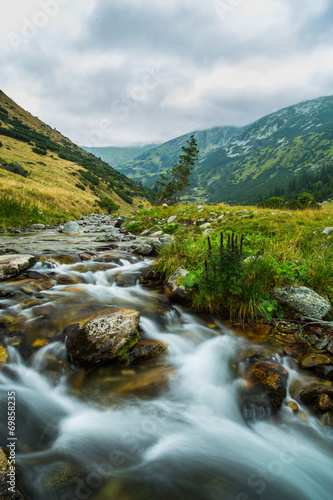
[155,135,199,205]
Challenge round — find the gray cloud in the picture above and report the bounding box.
[1,0,333,146]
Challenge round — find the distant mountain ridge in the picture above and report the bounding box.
[93,95,333,204]
[82,144,158,168]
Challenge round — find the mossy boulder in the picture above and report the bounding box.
[64,307,140,367]
[299,383,333,404]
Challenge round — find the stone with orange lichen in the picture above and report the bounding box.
[317,393,333,411]
[240,360,289,418]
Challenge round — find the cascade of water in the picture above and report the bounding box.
[0,247,332,499]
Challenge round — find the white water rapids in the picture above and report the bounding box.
[0,250,333,499]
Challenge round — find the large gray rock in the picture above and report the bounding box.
[95,232,120,242]
[140,225,161,236]
[272,286,332,319]
[61,221,83,234]
[134,243,154,256]
[165,268,191,304]
[322,227,333,235]
[30,223,46,230]
[64,307,140,366]
[0,254,36,280]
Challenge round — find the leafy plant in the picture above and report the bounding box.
[273,259,308,286]
[258,293,284,321]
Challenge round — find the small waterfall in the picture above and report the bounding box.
[0,246,333,499]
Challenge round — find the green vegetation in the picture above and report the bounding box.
[126,203,333,321]
[0,194,45,229]
[0,157,28,177]
[155,135,199,205]
[97,197,120,214]
[259,192,320,210]
[0,90,153,222]
[112,96,333,205]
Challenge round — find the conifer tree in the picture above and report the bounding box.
[155,135,199,205]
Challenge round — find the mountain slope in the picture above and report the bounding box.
[0,90,152,221]
[111,96,333,204]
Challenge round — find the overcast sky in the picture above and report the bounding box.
[1,0,333,147]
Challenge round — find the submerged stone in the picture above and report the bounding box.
[127,338,168,363]
[55,274,83,285]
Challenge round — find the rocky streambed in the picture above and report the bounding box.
[0,214,333,500]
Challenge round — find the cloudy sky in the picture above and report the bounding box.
[1,0,333,147]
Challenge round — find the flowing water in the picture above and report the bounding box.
[0,234,333,499]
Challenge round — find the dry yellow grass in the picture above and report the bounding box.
[0,90,149,221]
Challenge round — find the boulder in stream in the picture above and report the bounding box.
[0,254,36,281]
[240,360,288,419]
[164,268,191,304]
[64,307,140,367]
[95,232,121,242]
[61,221,83,234]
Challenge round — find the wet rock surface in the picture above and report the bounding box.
[64,307,141,367]
[164,267,191,304]
[240,359,289,419]
[0,254,36,280]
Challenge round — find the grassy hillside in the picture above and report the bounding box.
[110,96,333,205]
[0,90,153,227]
[124,202,333,320]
